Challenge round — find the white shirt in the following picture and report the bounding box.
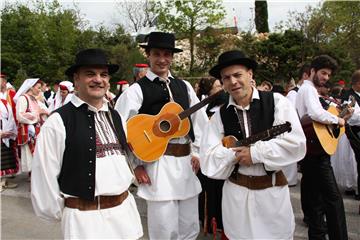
[31,95,135,221]
[199,88,306,239]
[0,100,17,147]
[296,80,339,124]
[345,90,360,126]
[286,88,298,107]
[115,70,209,201]
[200,88,306,178]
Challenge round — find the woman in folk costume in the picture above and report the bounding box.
[48,80,73,112]
[0,97,19,191]
[14,78,49,175]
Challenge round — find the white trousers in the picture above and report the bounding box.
[147,196,199,240]
[61,193,143,239]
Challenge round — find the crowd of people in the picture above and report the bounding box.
[1,31,359,240]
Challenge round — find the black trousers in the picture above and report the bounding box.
[346,126,360,196]
[300,154,348,240]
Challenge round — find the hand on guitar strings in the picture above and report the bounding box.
[343,106,355,122]
[233,146,253,167]
[134,165,151,185]
[191,156,200,174]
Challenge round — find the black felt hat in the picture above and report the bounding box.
[209,50,257,79]
[65,48,119,77]
[140,32,183,53]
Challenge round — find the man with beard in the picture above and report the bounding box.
[296,55,353,240]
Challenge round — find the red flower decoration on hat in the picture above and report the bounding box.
[117,80,129,85]
[338,79,345,85]
[134,63,149,68]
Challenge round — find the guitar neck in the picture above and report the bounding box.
[178,90,225,120]
[236,131,272,147]
[235,122,291,147]
[337,95,356,118]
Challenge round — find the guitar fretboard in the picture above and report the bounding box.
[236,122,291,147]
[178,90,225,120]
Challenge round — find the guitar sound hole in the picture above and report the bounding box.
[333,126,340,138]
[159,120,171,132]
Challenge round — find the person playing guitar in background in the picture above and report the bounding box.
[115,32,208,240]
[296,55,354,240]
[200,50,306,239]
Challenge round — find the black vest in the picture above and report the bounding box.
[220,91,275,175]
[220,91,275,141]
[137,76,195,141]
[56,102,128,201]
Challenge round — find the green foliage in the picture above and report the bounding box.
[195,27,240,75]
[1,1,145,90]
[278,1,359,83]
[255,0,269,33]
[236,30,312,84]
[151,0,225,74]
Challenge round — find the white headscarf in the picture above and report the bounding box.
[13,78,40,103]
[49,81,74,112]
[6,82,15,90]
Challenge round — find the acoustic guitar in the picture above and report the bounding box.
[127,90,225,162]
[301,95,355,155]
[222,122,292,148]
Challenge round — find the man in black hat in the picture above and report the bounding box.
[115,32,208,240]
[31,48,143,239]
[200,50,306,239]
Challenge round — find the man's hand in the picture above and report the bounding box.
[233,146,253,167]
[338,117,345,127]
[342,106,355,122]
[134,165,151,185]
[191,156,200,174]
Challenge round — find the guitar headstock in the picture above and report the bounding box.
[349,95,356,107]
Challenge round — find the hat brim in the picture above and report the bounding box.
[65,64,119,77]
[209,58,257,80]
[139,44,183,53]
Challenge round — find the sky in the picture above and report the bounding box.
[5,0,323,32]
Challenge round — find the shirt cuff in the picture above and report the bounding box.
[250,146,262,164]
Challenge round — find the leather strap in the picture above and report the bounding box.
[64,191,128,211]
[229,171,288,190]
[164,143,191,157]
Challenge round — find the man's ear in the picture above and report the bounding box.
[73,73,79,89]
[248,69,253,78]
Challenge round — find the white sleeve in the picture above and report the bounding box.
[7,102,17,137]
[114,84,143,121]
[250,94,307,171]
[347,101,360,126]
[114,83,144,167]
[31,113,66,221]
[303,85,338,124]
[286,90,297,107]
[16,96,38,124]
[184,80,209,157]
[200,110,238,179]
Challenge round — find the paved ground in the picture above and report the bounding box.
[1,173,359,239]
